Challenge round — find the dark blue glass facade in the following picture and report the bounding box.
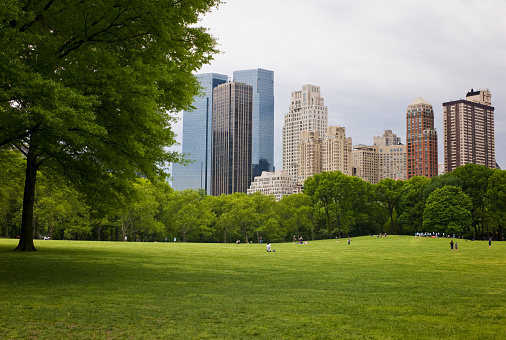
[172,73,228,193]
[233,69,275,179]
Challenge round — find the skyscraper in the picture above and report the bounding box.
[233,69,275,178]
[406,97,438,179]
[282,85,328,183]
[443,89,495,173]
[172,73,228,193]
[211,82,253,195]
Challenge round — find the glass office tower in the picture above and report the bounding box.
[211,82,253,195]
[233,69,275,179]
[172,73,228,193]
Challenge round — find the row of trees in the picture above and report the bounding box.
[2,149,504,242]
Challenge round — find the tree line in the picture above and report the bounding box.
[1,150,504,242]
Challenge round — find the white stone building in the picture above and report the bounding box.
[247,170,295,201]
[282,85,328,183]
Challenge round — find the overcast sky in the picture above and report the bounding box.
[171,0,506,171]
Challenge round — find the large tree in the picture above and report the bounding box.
[397,176,430,234]
[275,193,313,241]
[375,178,404,234]
[0,0,221,250]
[423,186,472,236]
[451,164,494,238]
[166,189,214,242]
[485,169,506,239]
[304,171,358,239]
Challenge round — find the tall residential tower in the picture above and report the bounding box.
[443,89,495,172]
[282,85,328,183]
[406,97,438,179]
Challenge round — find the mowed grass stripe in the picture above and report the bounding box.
[0,237,504,339]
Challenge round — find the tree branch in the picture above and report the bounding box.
[0,123,42,148]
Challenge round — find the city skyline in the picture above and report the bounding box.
[170,0,505,173]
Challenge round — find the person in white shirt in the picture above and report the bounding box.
[266,242,271,252]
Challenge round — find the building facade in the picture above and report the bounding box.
[352,145,379,184]
[406,97,438,179]
[323,126,353,176]
[443,89,495,173]
[297,131,322,186]
[282,85,328,183]
[247,170,295,201]
[233,69,275,178]
[374,130,406,181]
[373,129,402,147]
[211,82,253,195]
[172,73,228,193]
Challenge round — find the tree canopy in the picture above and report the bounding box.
[423,186,472,235]
[0,0,222,250]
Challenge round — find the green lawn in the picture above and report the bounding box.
[0,236,504,339]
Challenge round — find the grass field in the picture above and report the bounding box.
[0,236,504,339]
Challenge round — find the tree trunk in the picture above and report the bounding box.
[389,208,396,234]
[324,206,331,239]
[15,149,39,251]
[337,214,342,239]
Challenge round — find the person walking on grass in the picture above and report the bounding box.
[266,242,271,252]
[455,241,458,251]
[450,239,454,250]
[489,237,492,249]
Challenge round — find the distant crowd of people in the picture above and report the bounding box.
[415,232,459,238]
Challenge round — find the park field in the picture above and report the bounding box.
[0,236,504,339]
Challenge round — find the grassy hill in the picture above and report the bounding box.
[0,236,504,339]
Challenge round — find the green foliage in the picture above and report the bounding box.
[3,158,504,244]
[305,171,375,238]
[34,176,91,240]
[485,169,506,237]
[423,186,472,235]
[397,176,430,234]
[1,0,222,250]
[0,150,24,237]
[275,193,314,240]
[375,178,404,233]
[116,179,166,241]
[422,173,464,198]
[166,189,215,242]
[452,164,494,236]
